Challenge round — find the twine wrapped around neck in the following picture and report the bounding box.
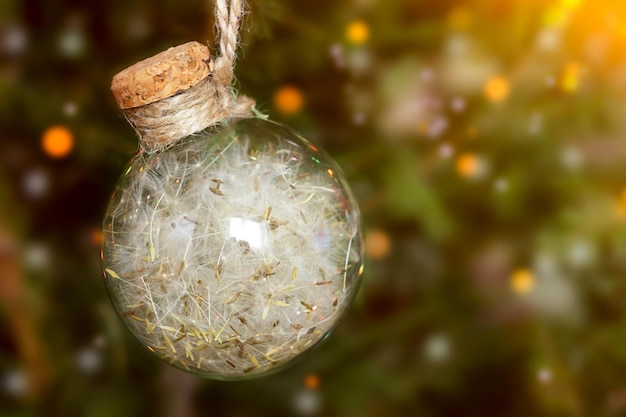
[111,0,254,151]
[122,75,254,151]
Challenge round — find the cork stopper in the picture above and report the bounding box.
[111,41,212,110]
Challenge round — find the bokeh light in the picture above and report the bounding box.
[345,20,370,45]
[422,333,452,363]
[75,346,102,375]
[304,373,320,390]
[41,125,74,158]
[365,229,391,260]
[484,76,510,102]
[560,62,584,93]
[1,369,28,398]
[21,169,50,199]
[292,389,321,416]
[90,228,104,247]
[510,268,535,295]
[2,25,28,55]
[456,152,487,179]
[273,85,304,115]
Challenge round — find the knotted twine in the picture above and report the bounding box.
[120,0,254,151]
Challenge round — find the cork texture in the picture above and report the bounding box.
[111,41,212,109]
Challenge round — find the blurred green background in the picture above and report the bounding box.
[3,0,626,415]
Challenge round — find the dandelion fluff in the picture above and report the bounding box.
[102,118,363,378]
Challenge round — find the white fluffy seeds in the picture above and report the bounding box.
[102,119,363,378]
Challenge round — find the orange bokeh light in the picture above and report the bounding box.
[90,229,104,247]
[616,188,626,219]
[510,268,535,295]
[456,153,480,178]
[304,373,320,390]
[42,125,74,158]
[274,86,304,115]
[346,20,370,45]
[365,229,392,260]
[484,76,510,103]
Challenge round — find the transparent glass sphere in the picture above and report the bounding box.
[101,118,363,379]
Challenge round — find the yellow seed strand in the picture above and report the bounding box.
[266,346,282,358]
[296,193,316,206]
[185,340,194,360]
[262,300,271,320]
[214,321,228,343]
[201,329,211,342]
[157,325,178,333]
[279,285,294,293]
[162,332,176,354]
[128,314,143,322]
[105,268,120,279]
[170,313,185,326]
[272,300,290,307]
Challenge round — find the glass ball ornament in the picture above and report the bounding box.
[101,117,364,378]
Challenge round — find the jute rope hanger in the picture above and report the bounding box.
[110,0,254,151]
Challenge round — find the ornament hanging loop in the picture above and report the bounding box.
[213,0,244,86]
[110,0,253,151]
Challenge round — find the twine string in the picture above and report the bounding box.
[125,0,254,151]
[214,0,242,86]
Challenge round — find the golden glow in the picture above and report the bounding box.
[346,20,370,45]
[484,76,510,103]
[561,0,582,10]
[617,188,626,219]
[560,62,583,93]
[456,153,479,178]
[510,268,535,295]
[447,7,473,31]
